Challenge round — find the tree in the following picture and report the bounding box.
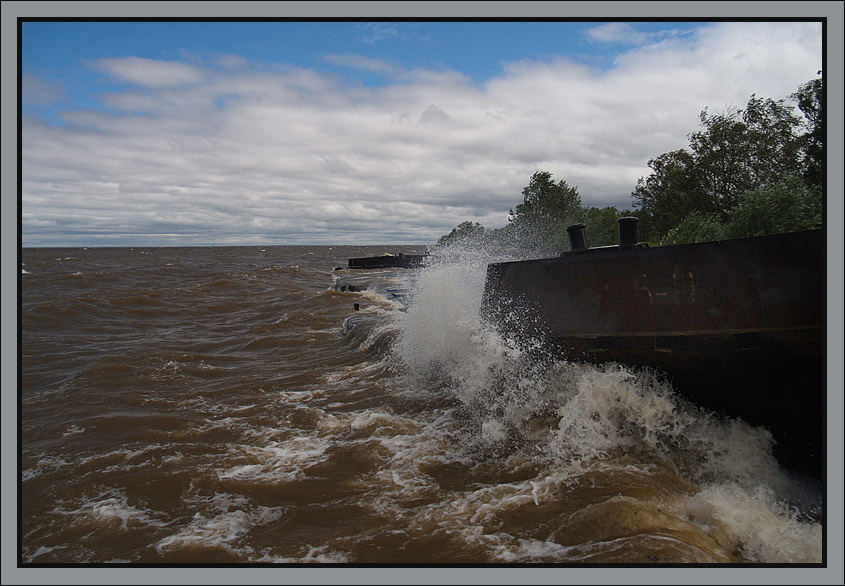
[727,174,822,238]
[689,96,803,212]
[663,173,822,244]
[664,211,728,245]
[631,149,702,241]
[511,171,582,222]
[575,206,627,247]
[791,73,824,186]
[632,88,809,242]
[437,220,487,247]
[508,171,582,252]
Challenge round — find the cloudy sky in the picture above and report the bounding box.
[19,17,825,246]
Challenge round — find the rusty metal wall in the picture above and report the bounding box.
[484,230,824,337]
[481,230,826,476]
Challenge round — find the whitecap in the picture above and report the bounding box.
[685,482,822,563]
[53,488,166,531]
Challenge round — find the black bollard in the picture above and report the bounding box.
[566,223,588,251]
[618,216,639,248]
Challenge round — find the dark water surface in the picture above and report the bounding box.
[20,245,825,565]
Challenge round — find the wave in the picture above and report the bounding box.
[355,241,823,563]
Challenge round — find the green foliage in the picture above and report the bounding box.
[436,220,487,247]
[791,73,824,186]
[632,76,819,242]
[507,171,583,253]
[631,149,702,239]
[664,174,822,244]
[574,206,628,247]
[623,208,662,246]
[511,171,582,222]
[727,174,822,238]
[664,211,729,245]
[688,95,803,210]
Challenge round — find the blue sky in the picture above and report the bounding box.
[21,20,704,122]
[17,17,827,246]
[21,20,702,79]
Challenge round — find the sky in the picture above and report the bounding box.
[16,16,828,246]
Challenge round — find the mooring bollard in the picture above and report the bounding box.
[618,216,639,248]
[566,223,588,251]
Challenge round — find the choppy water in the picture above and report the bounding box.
[19,244,827,568]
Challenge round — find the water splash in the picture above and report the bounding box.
[387,240,823,563]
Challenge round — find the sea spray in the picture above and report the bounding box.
[389,241,823,563]
[391,243,552,450]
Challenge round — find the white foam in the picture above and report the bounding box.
[490,538,585,563]
[384,240,823,563]
[258,544,351,563]
[22,455,71,481]
[393,249,495,378]
[685,482,822,563]
[359,288,405,309]
[218,434,332,482]
[53,488,165,531]
[22,545,67,563]
[155,497,284,555]
[155,510,250,552]
[549,364,782,482]
[76,443,169,474]
[319,409,423,438]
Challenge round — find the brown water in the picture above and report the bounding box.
[19,245,825,566]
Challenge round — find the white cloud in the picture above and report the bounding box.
[22,74,66,106]
[22,22,823,246]
[216,53,249,70]
[356,22,401,45]
[586,22,659,45]
[91,57,206,88]
[324,53,402,76]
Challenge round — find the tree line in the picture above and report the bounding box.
[438,73,823,253]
